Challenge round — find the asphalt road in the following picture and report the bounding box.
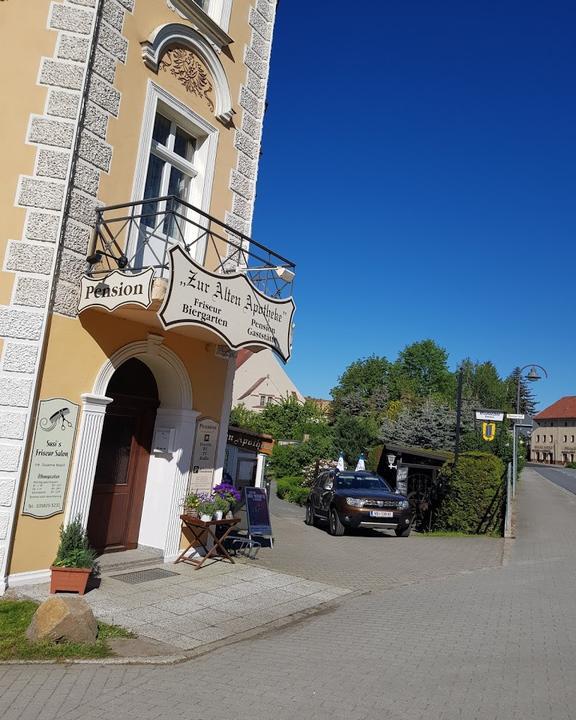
[527,462,576,495]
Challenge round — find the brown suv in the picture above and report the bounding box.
[305,470,412,536]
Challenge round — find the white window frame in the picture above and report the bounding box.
[130,81,219,267]
[172,0,233,34]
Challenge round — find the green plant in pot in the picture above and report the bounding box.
[183,491,202,517]
[212,494,230,521]
[197,496,217,522]
[50,516,98,595]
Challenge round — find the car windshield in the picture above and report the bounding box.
[335,474,391,491]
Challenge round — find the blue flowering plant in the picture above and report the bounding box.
[213,483,242,513]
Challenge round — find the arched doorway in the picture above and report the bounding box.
[87,358,159,552]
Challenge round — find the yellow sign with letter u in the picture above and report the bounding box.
[482,421,496,442]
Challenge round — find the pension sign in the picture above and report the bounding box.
[78,268,154,313]
[159,245,295,362]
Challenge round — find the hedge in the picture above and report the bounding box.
[276,476,310,506]
[433,451,505,534]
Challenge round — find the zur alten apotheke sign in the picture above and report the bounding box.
[23,398,79,518]
[159,246,295,362]
[78,268,154,313]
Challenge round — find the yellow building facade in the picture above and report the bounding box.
[0,0,294,591]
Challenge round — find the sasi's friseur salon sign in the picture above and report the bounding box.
[159,245,296,362]
[23,398,79,518]
[78,268,154,313]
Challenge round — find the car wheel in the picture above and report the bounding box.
[305,502,315,526]
[395,526,411,537]
[329,507,345,536]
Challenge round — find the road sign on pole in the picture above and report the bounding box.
[475,410,505,422]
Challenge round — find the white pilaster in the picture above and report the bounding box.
[255,452,266,488]
[212,354,236,488]
[64,393,112,527]
[162,408,200,561]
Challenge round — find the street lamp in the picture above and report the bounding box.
[512,363,548,494]
[516,364,548,414]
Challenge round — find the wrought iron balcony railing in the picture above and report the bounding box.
[86,196,296,299]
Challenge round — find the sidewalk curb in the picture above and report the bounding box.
[0,591,357,667]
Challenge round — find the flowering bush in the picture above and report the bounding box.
[213,483,242,506]
[302,459,340,486]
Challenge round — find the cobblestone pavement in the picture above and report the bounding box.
[2,467,576,720]
[15,558,349,654]
[257,484,504,591]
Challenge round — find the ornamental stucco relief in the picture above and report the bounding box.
[160,47,214,112]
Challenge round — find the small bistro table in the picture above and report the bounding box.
[176,515,240,570]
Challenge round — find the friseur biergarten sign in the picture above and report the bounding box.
[159,246,295,362]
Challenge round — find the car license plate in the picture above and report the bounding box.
[370,510,393,518]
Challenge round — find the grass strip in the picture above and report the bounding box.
[0,599,134,661]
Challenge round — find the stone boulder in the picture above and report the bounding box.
[26,596,98,644]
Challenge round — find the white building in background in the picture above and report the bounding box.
[233,350,305,412]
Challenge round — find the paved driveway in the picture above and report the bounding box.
[2,468,576,720]
[258,484,504,591]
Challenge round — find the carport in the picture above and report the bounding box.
[375,444,453,530]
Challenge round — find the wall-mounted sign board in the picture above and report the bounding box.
[158,246,296,362]
[78,268,154,313]
[396,466,409,495]
[23,398,79,518]
[192,418,219,472]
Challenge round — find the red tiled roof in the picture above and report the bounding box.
[534,396,576,420]
[236,349,253,369]
[237,377,266,401]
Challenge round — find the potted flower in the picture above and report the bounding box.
[183,490,201,518]
[213,483,242,518]
[213,493,230,521]
[197,495,216,522]
[50,517,97,595]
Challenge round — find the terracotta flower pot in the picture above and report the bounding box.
[50,566,91,595]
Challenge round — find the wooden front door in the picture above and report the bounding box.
[87,358,159,552]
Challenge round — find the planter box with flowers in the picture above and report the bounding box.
[183,484,242,522]
[50,517,98,595]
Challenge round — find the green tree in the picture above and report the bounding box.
[333,414,378,465]
[505,367,538,415]
[330,355,390,419]
[258,396,327,441]
[268,433,336,479]
[459,359,510,411]
[229,404,264,433]
[389,340,453,402]
[379,399,457,451]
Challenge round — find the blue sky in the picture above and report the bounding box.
[252,1,576,410]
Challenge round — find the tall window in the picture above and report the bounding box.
[142,112,197,239]
[132,86,218,274]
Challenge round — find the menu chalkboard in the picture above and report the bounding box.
[244,486,272,538]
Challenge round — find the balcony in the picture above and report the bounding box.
[82,197,296,358]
